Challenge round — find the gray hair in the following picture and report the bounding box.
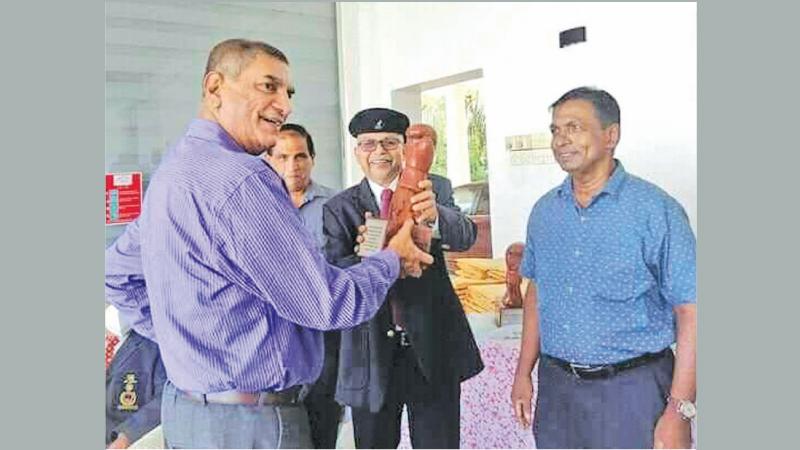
[204,38,289,81]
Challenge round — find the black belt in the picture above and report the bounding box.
[178,385,302,406]
[544,348,672,380]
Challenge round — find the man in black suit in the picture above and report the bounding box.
[323,108,484,448]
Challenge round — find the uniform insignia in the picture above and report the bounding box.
[374,119,384,130]
[117,372,139,411]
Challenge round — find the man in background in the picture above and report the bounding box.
[265,123,343,449]
[265,123,337,250]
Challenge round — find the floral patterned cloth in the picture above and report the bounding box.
[398,314,697,448]
[397,320,695,449]
[399,334,537,448]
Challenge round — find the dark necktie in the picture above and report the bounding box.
[380,188,393,220]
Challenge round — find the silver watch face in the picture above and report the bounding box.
[678,400,697,419]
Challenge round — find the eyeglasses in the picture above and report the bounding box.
[356,137,403,152]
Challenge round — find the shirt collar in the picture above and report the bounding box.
[367,176,399,206]
[600,159,628,197]
[298,180,324,207]
[558,159,628,201]
[185,118,247,154]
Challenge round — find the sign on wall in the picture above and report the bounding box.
[506,132,555,166]
[105,172,142,225]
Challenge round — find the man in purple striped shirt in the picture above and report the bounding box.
[105,39,432,449]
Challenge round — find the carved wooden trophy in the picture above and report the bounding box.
[357,125,435,258]
[384,125,436,252]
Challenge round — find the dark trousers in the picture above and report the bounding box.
[534,350,675,449]
[303,386,343,449]
[304,330,343,448]
[352,344,461,449]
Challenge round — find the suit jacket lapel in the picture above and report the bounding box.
[355,178,380,216]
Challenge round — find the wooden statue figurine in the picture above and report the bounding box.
[383,124,436,252]
[502,242,525,308]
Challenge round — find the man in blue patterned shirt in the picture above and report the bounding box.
[511,87,696,449]
[105,39,432,449]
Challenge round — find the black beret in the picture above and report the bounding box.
[348,108,409,138]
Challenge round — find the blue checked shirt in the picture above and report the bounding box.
[521,161,696,365]
[105,119,399,393]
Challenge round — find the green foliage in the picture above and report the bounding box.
[421,94,447,176]
[420,86,487,181]
[465,89,487,182]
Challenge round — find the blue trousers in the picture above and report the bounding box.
[534,350,674,449]
[161,381,312,449]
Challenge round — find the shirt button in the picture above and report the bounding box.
[386,329,396,338]
[567,286,573,294]
[580,216,587,222]
[574,249,581,256]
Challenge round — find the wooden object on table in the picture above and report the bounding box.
[502,242,525,308]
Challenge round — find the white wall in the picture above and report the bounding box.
[337,2,697,256]
[106,1,344,246]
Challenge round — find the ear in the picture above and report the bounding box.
[202,71,224,109]
[604,123,620,152]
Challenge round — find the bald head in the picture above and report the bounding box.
[405,123,437,149]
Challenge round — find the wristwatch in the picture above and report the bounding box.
[667,396,697,420]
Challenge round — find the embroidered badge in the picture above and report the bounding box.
[117,372,139,411]
[374,119,384,130]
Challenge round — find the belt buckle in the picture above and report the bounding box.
[568,362,591,378]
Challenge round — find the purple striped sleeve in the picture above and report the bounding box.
[212,173,398,331]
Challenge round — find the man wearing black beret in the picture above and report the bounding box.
[323,107,484,448]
